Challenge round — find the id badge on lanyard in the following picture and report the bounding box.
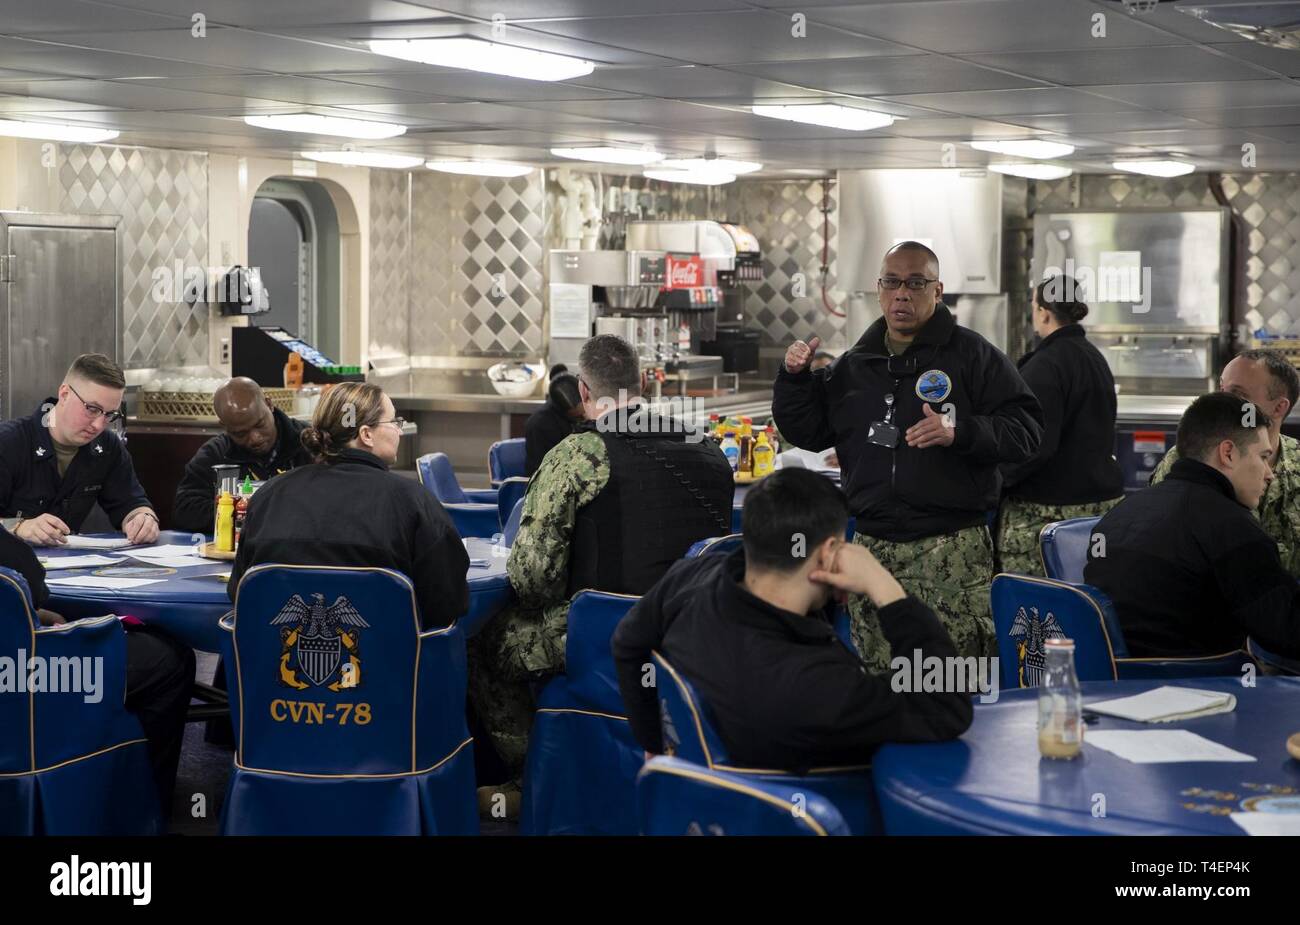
[867,387,901,449]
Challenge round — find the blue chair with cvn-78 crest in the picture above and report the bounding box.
[219,565,477,835]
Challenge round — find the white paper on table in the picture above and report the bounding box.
[1230,812,1300,836]
[125,554,212,569]
[1085,730,1255,764]
[46,576,164,590]
[37,554,123,570]
[1088,686,1236,723]
[61,536,133,550]
[777,447,839,473]
[127,544,206,559]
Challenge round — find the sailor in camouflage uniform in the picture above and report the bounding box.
[1149,348,1300,578]
[774,242,1043,673]
[997,276,1125,577]
[470,335,733,777]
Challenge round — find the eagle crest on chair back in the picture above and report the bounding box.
[271,593,370,689]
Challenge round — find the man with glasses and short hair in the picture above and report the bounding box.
[172,376,314,532]
[774,241,1043,672]
[0,353,158,546]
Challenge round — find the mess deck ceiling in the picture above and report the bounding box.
[3,0,1300,173]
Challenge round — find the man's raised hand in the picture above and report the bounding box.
[784,335,822,374]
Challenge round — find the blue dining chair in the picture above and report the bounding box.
[416,452,500,538]
[991,573,1252,689]
[1039,516,1102,584]
[0,567,162,835]
[496,477,529,533]
[685,533,744,558]
[219,565,478,835]
[650,650,879,833]
[502,498,525,548]
[520,590,644,836]
[637,756,849,836]
[488,439,527,486]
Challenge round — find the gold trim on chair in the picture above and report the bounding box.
[233,735,475,780]
[640,760,832,836]
[535,708,628,722]
[0,737,150,778]
[3,571,40,773]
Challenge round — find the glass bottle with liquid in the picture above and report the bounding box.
[720,429,740,473]
[1037,638,1083,760]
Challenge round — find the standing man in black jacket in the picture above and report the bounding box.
[613,469,973,769]
[1085,391,1300,660]
[774,241,1043,672]
[998,277,1124,575]
[172,377,313,532]
[0,354,158,546]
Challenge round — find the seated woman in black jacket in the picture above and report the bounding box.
[523,365,585,477]
[229,382,469,629]
[997,276,1124,576]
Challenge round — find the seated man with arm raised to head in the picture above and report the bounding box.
[613,468,973,770]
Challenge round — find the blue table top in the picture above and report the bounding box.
[872,677,1300,836]
[42,531,510,651]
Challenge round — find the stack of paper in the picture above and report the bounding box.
[61,536,133,550]
[46,576,163,589]
[127,545,211,568]
[1231,813,1300,836]
[1087,686,1237,723]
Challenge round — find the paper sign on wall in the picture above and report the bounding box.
[549,283,592,339]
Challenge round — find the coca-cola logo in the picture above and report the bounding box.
[665,255,703,289]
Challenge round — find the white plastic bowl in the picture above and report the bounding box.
[487,362,542,398]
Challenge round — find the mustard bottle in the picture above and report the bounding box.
[752,431,775,477]
[215,491,236,552]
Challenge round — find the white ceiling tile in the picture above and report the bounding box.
[726,54,1046,95]
[959,45,1269,87]
[1175,105,1300,129]
[0,36,247,79]
[0,0,189,34]
[877,87,1142,117]
[520,9,917,65]
[804,0,1184,53]
[1087,80,1300,110]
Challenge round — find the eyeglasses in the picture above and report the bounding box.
[374,417,406,431]
[879,276,939,291]
[67,383,125,425]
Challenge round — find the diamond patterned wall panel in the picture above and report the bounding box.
[57,144,208,370]
[368,169,410,360]
[410,171,546,358]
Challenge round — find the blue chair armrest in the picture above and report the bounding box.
[464,489,499,505]
[1247,638,1300,675]
[446,504,503,539]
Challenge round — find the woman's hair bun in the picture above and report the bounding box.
[1069,302,1089,322]
[300,427,325,455]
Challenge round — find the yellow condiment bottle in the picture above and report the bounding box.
[215,491,236,552]
[752,431,775,477]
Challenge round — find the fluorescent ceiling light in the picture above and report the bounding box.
[369,38,594,82]
[426,160,534,177]
[987,162,1073,180]
[750,104,894,132]
[970,139,1075,159]
[551,146,664,165]
[0,119,119,143]
[300,150,424,169]
[658,157,762,174]
[244,114,405,139]
[643,169,736,186]
[1111,158,1195,178]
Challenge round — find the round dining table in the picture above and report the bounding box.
[42,530,512,652]
[872,677,1300,835]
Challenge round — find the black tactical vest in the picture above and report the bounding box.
[566,410,735,597]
